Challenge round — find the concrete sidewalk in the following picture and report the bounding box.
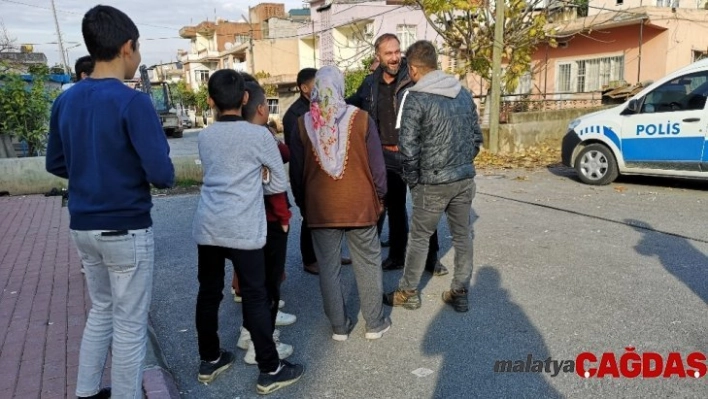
[0,195,178,399]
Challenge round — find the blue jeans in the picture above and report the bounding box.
[71,228,154,399]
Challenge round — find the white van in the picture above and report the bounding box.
[561,58,708,185]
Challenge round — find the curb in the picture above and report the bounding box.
[143,321,181,398]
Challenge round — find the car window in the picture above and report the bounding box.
[640,71,708,114]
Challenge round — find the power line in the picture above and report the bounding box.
[0,0,180,31]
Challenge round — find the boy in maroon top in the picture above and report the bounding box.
[230,82,298,365]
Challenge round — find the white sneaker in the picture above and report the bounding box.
[275,311,296,326]
[237,327,251,350]
[238,328,281,350]
[332,333,349,342]
[244,334,293,365]
[365,324,391,340]
[278,300,285,309]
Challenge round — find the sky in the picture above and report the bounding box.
[0,0,306,69]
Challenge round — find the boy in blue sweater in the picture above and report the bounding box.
[45,5,174,399]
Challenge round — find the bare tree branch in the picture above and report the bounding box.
[0,19,17,53]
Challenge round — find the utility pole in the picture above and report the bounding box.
[50,0,69,73]
[312,19,316,67]
[488,0,505,154]
[243,9,256,74]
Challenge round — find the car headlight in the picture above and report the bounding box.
[568,119,581,131]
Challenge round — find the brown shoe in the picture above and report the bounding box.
[303,262,319,275]
[383,289,421,310]
[442,289,469,312]
[341,257,352,265]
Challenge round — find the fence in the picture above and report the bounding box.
[476,92,605,125]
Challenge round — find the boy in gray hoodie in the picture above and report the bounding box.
[383,40,483,313]
[191,70,304,394]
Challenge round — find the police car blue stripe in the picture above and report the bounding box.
[622,137,705,161]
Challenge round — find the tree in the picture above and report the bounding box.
[170,81,196,108]
[194,84,209,114]
[0,69,59,156]
[344,56,375,98]
[254,71,277,97]
[412,0,555,93]
[0,19,18,73]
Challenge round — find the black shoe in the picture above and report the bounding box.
[78,388,111,399]
[442,289,469,312]
[383,289,421,310]
[257,360,305,395]
[198,349,235,384]
[426,261,449,277]
[382,257,404,271]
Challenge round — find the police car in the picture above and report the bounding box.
[561,58,708,185]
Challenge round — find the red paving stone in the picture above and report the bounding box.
[0,195,110,399]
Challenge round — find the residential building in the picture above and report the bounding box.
[529,6,708,99]
[148,61,184,83]
[177,3,309,123]
[297,0,441,71]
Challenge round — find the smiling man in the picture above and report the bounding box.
[347,33,446,277]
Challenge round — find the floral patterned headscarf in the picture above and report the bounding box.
[304,66,357,179]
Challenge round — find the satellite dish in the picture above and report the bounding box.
[225,42,234,50]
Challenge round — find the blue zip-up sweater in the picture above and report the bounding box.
[46,78,175,230]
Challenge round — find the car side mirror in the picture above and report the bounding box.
[626,99,639,113]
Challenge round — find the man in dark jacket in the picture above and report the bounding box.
[384,40,483,313]
[347,34,446,276]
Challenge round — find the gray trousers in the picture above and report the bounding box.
[311,226,388,334]
[399,179,476,292]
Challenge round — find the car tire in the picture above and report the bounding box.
[574,143,619,185]
[172,129,183,138]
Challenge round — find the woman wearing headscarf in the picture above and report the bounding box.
[289,66,391,341]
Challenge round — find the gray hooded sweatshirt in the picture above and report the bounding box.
[396,70,483,187]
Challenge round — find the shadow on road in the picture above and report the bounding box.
[422,266,564,398]
[627,219,707,304]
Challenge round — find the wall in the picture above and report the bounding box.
[531,23,667,94]
[253,39,301,76]
[482,107,611,153]
[587,0,701,16]
[0,156,204,196]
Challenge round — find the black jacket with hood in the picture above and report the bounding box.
[346,58,412,145]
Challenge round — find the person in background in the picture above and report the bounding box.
[62,55,95,91]
[290,66,391,341]
[46,5,174,398]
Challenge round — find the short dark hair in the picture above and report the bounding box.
[405,40,438,71]
[74,56,94,80]
[296,68,317,87]
[240,72,257,82]
[374,33,400,52]
[82,5,139,62]
[242,81,266,122]
[208,69,245,112]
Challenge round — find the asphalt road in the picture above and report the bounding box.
[149,167,708,399]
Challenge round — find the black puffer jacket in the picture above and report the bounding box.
[398,70,483,187]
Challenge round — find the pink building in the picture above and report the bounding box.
[298,0,442,71]
[529,6,708,98]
